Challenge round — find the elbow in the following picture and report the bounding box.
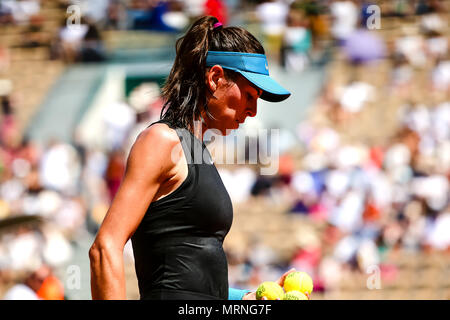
[89,241,101,264]
[89,234,127,300]
[89,241,103,270]
[89,235,116,265]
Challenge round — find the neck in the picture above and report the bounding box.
[192,115,208,142]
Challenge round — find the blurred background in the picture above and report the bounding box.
[0,0,449,300]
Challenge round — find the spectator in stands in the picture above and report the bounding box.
[255,0,289,60]
[3,263,64,300]
[0,0,41,25]
[329,0,358,45]
[103,101,136,151]
[56,17,89,63]
[104,148,126,202]
[130,0,183,32]
[78,20,106,62]
[0,2,15,25]
[36,269,65,300]
[105,0,125,30]
[281,5,312,71]
[0,95,18,149]
[21,13,47,48]
[3,264,48,300]
[0,46,10,71]
[159,0,189,31]
[39,139,82,196]
[204,0,228,25]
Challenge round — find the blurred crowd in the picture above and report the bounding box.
[0,0,449,299]
[225,101,450,293]
[0,0,235,63]
[224,0,450,294]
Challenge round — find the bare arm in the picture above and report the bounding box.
[89,124,179,300]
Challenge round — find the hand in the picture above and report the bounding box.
[275,268,297,288]
[242,291,271,300]
[242,291,258,300]
[241,268,297,300]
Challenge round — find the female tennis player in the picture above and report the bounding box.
[89,15,292,300]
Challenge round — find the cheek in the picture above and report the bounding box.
[210,84,245,131]
[224,88,245,115]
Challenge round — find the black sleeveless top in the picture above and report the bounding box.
[131,119,233,300]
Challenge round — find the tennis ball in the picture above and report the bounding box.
[256,281,284,300]
[283,290,308,300]
[283,271,313,295]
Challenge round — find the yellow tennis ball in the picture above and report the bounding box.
[256,281,285,300]
[283,271,313,295]
[283,290,309,300]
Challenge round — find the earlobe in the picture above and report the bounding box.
[208,65,225,92]
[206,77,216,95]
[206,71,215,93]
[205,71,218,100]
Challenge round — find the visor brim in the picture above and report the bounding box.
[237,70,291,102]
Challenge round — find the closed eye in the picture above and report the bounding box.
[248,88,262,100]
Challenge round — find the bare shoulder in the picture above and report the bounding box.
[136,123,180,147]
[127,123,181,182]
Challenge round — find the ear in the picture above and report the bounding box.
[206,65,225,93]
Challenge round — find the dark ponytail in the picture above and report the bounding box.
[160,16,265,131]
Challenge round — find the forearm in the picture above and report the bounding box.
[89,243,126,300]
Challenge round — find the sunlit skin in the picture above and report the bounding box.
[198,65,262,139]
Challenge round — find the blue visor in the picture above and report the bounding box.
[205,51,291,102]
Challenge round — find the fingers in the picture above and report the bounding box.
[284,268,296,275]
[277,268,296,286]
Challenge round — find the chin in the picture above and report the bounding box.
[220,128,234,136]
[215,122,237,136]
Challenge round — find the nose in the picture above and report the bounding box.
[246,100,257,117]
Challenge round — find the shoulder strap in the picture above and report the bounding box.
[146,119,208,165]
[146,119,196,164]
